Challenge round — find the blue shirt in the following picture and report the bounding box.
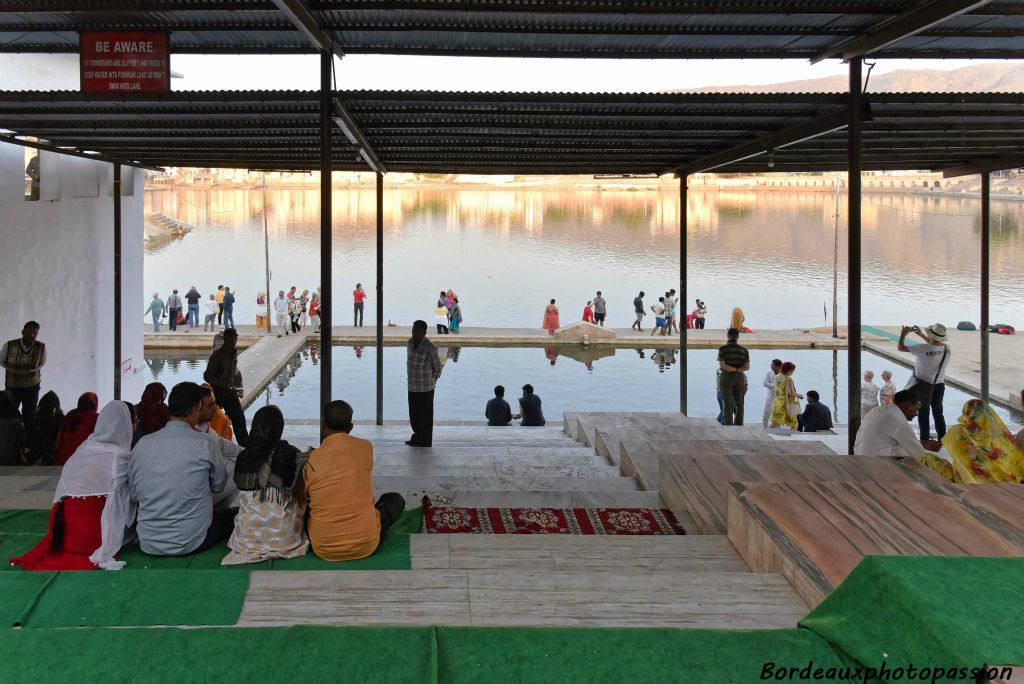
[633,296,644,313]
[519,394,545,427]
[485,397,512,426]
[129,421,227,556]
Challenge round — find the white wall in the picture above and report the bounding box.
[0,141,145,407]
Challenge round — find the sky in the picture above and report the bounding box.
[169,54,1007,92]
[0,53,1007,92]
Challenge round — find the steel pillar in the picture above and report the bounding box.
[680,175,688,415]
[113,163,122,400]
[980,171,990,402]
[376,170,384,425]
[847,58,863,455]
[319,52,333,412]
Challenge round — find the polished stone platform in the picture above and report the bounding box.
[728,481,1024,607]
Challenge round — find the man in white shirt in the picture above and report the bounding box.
[762,359,782,428]
[898,323,951,441]
[203,294,218,332]
[854,390,942,457]
[274,290,290,337]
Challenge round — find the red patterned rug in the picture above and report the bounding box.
[421,497,685,535]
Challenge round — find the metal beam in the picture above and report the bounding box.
[319,51,333,414]
[674,109,851,176]
[333,99,386,173]
[812,0,994,62]
[376,171,385,426]
[847,58,863,456]
[980,172,990,403]
[0,134,159,170]
[269,0,336,53]
[941,155,1024,177]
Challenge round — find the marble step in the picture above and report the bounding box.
[372,475,641,498]
[373,447,609,468]
[412,534,749,572]
[373,464,624,478]
[238,568,807,628]
[410,490,666,509]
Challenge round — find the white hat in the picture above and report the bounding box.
[926,323,947,341]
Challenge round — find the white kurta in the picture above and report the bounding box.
[762,371,777,427]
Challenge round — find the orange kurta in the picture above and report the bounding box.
[302,433,380,561]
[209,405,233,441]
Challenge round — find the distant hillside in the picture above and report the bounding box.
[674,63,1024,94]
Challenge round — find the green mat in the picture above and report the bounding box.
[2,507,422,571]
[0,570,248,627]
[801,556,1024,679]
[0,625,851,684]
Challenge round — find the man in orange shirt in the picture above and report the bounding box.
[297,400,405,561]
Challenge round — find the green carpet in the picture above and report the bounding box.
[2,507,422,571]
[801,556,1024,678]
[0,626,436,683]
[0,570,248,627]
[0,625,851,684]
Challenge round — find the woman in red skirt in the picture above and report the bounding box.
[11,401,137,571]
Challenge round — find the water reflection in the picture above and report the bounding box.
[144,185,1024,330]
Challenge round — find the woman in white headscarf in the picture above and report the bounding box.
[11,401,137,571]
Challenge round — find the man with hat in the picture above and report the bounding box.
[897,323,951,440]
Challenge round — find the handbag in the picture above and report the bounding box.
[910,344,948,404]
[786,400,801,418]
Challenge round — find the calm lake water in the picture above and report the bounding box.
[144,186,1024,330]
[142,345,1009,424]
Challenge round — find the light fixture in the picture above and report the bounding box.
[767,148,775,169]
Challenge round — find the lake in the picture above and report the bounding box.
[143,185,1024,331]
[142,345,1011,425]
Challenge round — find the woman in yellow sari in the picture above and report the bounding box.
[769,362,800,430]
[925,399,1024,483]
[933,397,1024,483]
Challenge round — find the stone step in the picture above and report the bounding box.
[373,464,624,478]
[373,448,609,468]
[238,568,807,629]
[411,534,750,573]
[373,475,641,499]
[412,490,667,509]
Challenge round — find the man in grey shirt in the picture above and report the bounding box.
[129,382,233,556]
[592,291,607,327]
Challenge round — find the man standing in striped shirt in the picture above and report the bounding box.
[717,328,750,426]
[406,320,443,447]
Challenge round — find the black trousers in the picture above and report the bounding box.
[719,371,747,426]
[217,302,224,324]
[375,493,406,540]
[435,324,449,335]
[918,382,947,441]
[191,507,237,554]
[695,318,705,329]
[408,390,435,446]
[354,302,364,327]
[7,385,40,417]
[212,384,249,447]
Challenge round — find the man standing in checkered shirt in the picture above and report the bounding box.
[406,320,443,447]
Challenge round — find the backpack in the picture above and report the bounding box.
[956,321,976,331]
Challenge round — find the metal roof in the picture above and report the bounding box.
[1,1,1022,59]
[2,89,1023,174]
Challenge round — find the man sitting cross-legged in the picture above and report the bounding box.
[297,400,406,562]
[129,381,235,556]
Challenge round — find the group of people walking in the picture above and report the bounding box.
[145,285,239,333]
[274,287,321,337]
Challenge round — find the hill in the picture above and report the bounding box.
[674,62,1024,94]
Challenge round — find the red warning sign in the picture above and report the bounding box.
[80,32,170,93]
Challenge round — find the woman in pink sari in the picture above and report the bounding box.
[542,299,560,335]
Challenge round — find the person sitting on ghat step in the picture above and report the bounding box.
[516,384,546,427]
[129,382,235,557]
[297,400,406,562]
[485,385,513,427]
[854,389,942,457]
[797,391,833,432]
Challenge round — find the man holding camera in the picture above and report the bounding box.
[897,323,951,441]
